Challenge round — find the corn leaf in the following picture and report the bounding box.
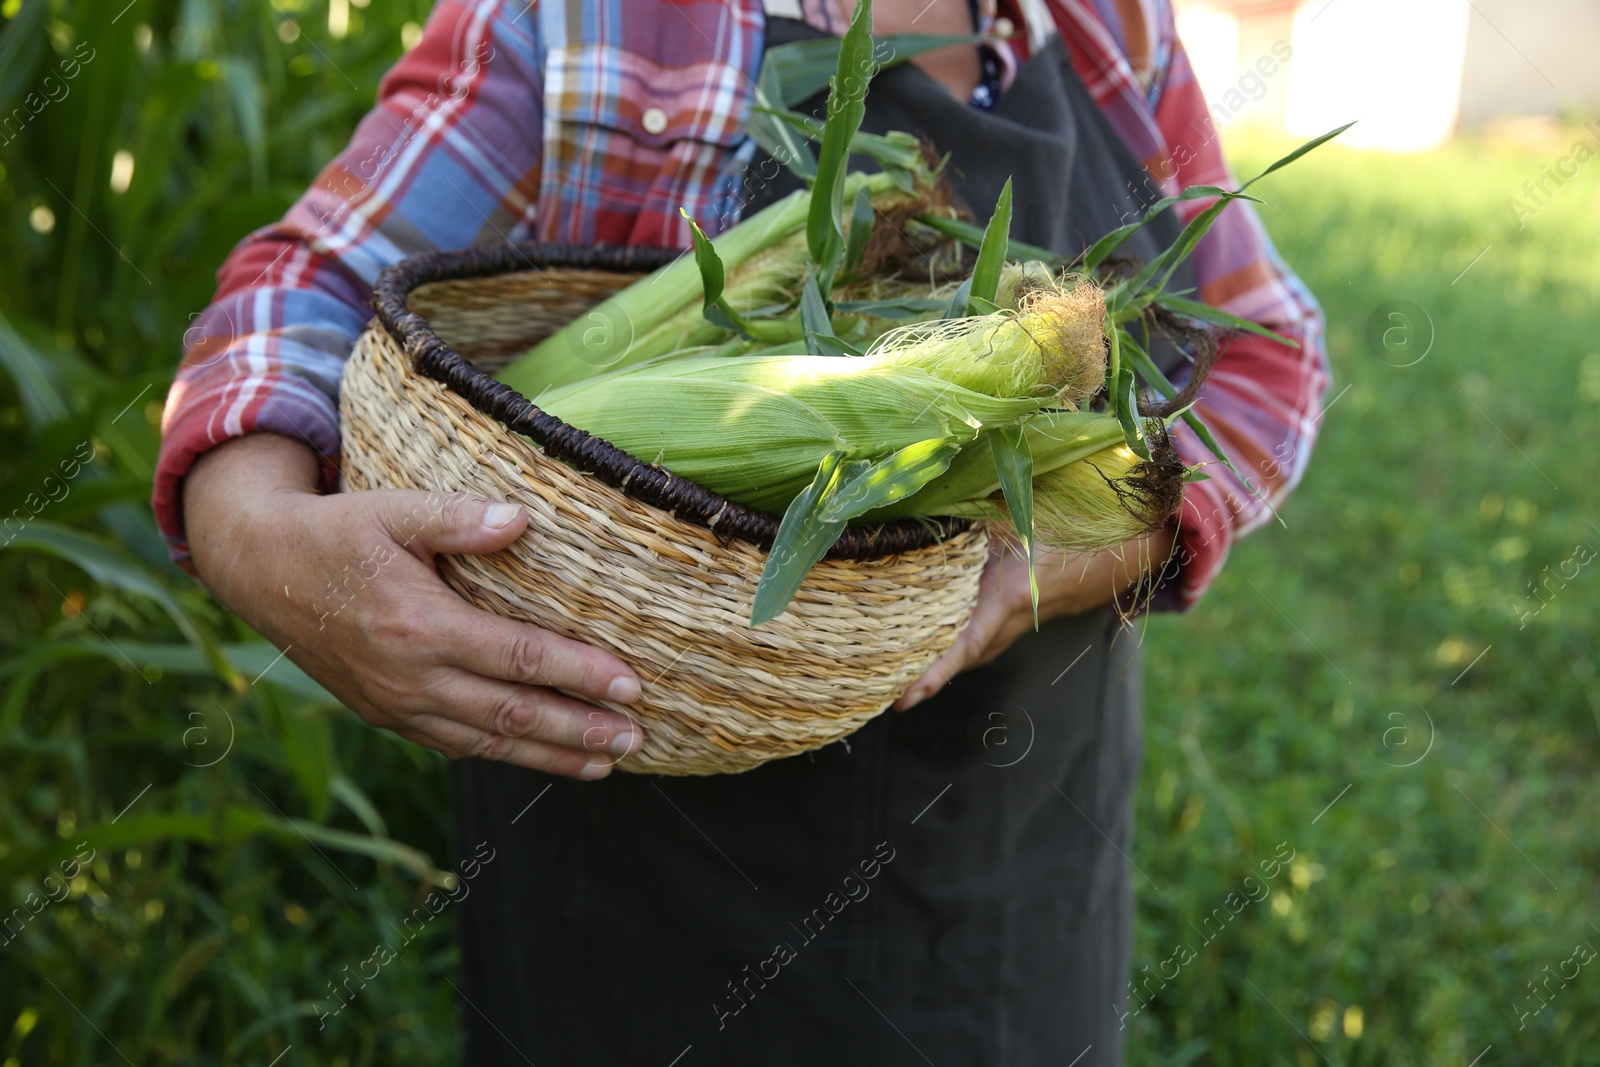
[0,808,438,888]
[944,277,974,319]
[749,63,817,181]
[1117,327,1177,399]
[1090,124,1353,290]
[833,296,947,316]
[280,817,438,882]
[754,439,960,625]
[1081,221,1154,276]
[221,58,269,190]
[1080,184,1255,273]
[866,411,1127,519]
[968,177,1012,313]
[758,106,926,184]
[330,774,390,842]
[1144,199,1240,300]
[807,0,877,290]
[0,0,49,108]
[855,129,923,168]
[1240,122,1356,191]
[5,523,242,688]
[683,209,726,302]
[1154,293,1299,348]
[0,307,71,428]
[224,1007,329,1062]
[915,212,1062,264]
[763,33,979,106]
[681,208,753,336]
[1104,315,1123,414]
[845,187,875,274]
[854,130,925,188]
[257,683,336,822]
[990,424,1038,623]
[21,638,332,702]
[1114,197,1239,314]
[800,272,863,356]
[754,450,851,627]
[1190,408,1252,489]
[1112,363,1149,459]
[1104,293,1146,454]
[819,438,961,521]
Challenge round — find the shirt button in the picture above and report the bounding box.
[641,107,669,135]
[993,16,1014,37]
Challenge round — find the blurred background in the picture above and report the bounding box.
[1,0,1596,1063]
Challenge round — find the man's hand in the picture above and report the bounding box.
[185,434,643,779]
[893,525,1177,710]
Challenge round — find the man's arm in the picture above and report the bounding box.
[160,0,643,777]
[184,434,641,778]
[156,0,541,561]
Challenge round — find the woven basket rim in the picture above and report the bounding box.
[370,241,967,561]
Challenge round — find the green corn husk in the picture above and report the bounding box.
[937,436,1186,552]
[688,265,1100,382]
[536,351,1048,515]
[497,169,962,397]
[864,408,1129,520]
[533,286,1111,513]
[616,227,812,359]
[866,278,1105,403]
[498,187,816,397]
[996,260,1058,306]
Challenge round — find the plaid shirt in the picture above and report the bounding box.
[155,0,1327,611]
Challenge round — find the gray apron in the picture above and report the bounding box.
[450,20,1191,1066]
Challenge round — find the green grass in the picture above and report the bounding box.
[1132,133,1600,1065]
[2,1,1597,1060]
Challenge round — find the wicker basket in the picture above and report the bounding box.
[338,243,988,776]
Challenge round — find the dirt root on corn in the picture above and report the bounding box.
[857,145,968,280]
[1104,419,1186,530]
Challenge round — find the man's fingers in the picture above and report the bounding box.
[429,672,640,758]
[895,576,1006,711]
[367,490,529,561]
[895,642,964,711]
[401,715,622,780]
[432,597,641,704]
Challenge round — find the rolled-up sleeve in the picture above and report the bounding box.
[154,0,545,564]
